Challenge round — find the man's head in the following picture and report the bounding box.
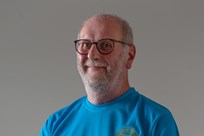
[75,14,136,99]
[78,14,134,45]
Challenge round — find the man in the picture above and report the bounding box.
[40,14,179,136]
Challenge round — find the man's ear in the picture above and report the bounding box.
[126,45,136,69]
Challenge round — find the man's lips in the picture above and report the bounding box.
[86,65,106,70]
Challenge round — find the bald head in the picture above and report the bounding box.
[78,14,134,45]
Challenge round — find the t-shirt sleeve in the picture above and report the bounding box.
[39,116,52,136]
[150,111,179,136]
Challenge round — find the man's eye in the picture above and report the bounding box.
[81,42,91,50]
[100,42,112,50]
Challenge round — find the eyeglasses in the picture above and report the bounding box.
[74,38,129,55]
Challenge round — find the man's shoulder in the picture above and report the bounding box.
[136,92,179,135]
[40,96,86,135]
[49,96,86,120]
[135,90,172,117]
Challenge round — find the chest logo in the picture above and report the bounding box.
[115,127,138,136]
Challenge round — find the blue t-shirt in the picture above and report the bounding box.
[40,88,179,136]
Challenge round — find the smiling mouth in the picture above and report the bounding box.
[88,66,105,69]
[85,66,106,72]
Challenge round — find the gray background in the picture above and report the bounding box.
[0,0,203,135]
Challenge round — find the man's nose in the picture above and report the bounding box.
[87,44,101,60]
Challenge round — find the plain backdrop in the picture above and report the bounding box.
[0,0,203,135]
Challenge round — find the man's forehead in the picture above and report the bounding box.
[79,17,122,39]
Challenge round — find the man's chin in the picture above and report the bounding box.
[85,69,106,78]
[86,80,110,92]
[86,76,105,84]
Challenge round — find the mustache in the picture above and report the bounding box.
[83,60,108,67]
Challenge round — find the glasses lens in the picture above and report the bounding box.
[76,40,92,54]
[97,39,114,54]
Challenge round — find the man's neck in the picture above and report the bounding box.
[86,83,130,104]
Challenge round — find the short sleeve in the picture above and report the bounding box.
[39,117,52,136]
[150,111,179,136]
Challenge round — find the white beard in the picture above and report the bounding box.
[77,48,128,96]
